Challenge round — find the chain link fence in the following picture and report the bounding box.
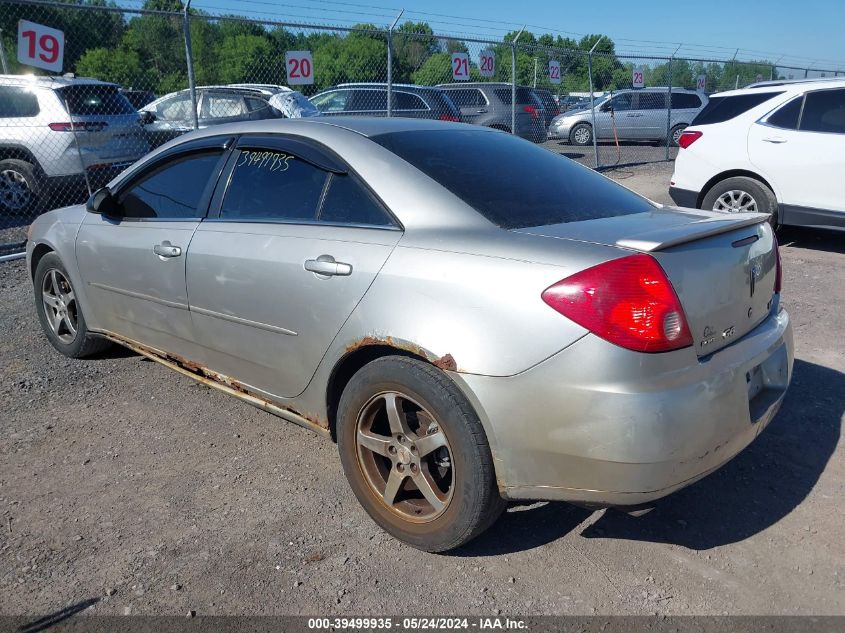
[2,0,843,258]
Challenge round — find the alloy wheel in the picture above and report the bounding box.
[573,126,591,145]
[713,190,758,213]
[0,169,33,212]
[41,269,79,344]
[355,391,454,522]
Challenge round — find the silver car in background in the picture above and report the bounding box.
[550,87,708,146]
[26,118,792,552]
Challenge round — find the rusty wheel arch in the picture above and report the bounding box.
[325,338,458,442]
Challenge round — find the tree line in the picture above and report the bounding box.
[2,0,779,97]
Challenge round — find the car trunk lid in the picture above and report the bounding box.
[516,207,778,356]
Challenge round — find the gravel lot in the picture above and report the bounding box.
[1,162,843,618]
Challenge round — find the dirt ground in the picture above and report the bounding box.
[1,163,843,618]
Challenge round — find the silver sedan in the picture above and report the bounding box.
[26,118,793,552]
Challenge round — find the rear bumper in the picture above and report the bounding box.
[669,186,699,209]
[454,306,793,507]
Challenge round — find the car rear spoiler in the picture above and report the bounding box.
[616,211,769,252]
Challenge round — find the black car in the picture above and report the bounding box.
[310,83,461,122]
[531,88,561,128]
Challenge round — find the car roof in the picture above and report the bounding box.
[0,74,116,88]
[333,83,436,90]
[714,78,845,98]
[745,77,845,89]
[437,82,518,88]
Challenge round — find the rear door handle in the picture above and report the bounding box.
[763,137,787,144]
[153,241,182,258]
[304,255,352,277]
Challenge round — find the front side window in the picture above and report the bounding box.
[319,173,394,226]
[311,90,349,112]
[800,89,845,134]
[219,149,328,222]
[155,94,192,121]
[119,151,223,219]
[608,93,634,111]
[349,90,387,112]
[447,89,485,108]
[0,86,40,117]
[372,129,654,229]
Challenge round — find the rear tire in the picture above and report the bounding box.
[669,124,687,147]
[33,252,112,358]
[337,356,505,552]
[701,176,778,230]
[570,122,593,146]
[0,159,41,217]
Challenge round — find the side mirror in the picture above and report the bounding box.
[87,187,119,217]
[139,110,156,125]
[600,102,612,112]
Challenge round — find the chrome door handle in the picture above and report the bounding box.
[476,109,488,113]
[763,137,787,143]
[153,242,182,258]
[626,113,643,117]
[304,255,352,277]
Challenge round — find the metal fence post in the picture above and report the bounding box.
[511,26,525,136]
[588,37,604,169]
[386,10,403,118]
[183,0,199,130]
[665,50,678,161]
[0,29,8,74]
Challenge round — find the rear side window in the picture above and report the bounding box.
[671,93,702,109]
[494,87,533,104]
[637,92,666,110]
[319,174,394,226]
[766,96,803,130]
[349,90,387,112]
[0,86,40,117]
[220,149,328,222]
[58,85,135,116]
[201,94,247,118]
[395,92,428,111]
[120,151,222,219]
[372,129,654,229]
[800,89,845,134]
[444,89,485,107]
[692,91,783,125]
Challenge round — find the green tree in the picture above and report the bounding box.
[76,46,150,88]
[216,33,274,84]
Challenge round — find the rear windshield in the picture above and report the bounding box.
[692,91,783,125]
[58,85,136,116]
[371,129,654,229]
[493,87,534,105]
[534,90,559,111]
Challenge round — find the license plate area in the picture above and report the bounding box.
[746,364,764,401]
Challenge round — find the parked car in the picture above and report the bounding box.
[549,87,708,146]
[140,85,283,148]
[309,83,460,122]
[558,94,588,112]
[437,82,547,143]
[0,75,149,215]
[670,79,845,231]
[531,88,561,128]
[119,88,157,110]
[27,117,792,552]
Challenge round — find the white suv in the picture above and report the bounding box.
[670,78,845,230]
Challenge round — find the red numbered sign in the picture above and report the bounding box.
[632,67,645,88]
[479,50,495,78]
[549,60,561,85]
[17,20,64,73]
[285,51,314,86]
[451,53,470,81]
[696,74,707,91]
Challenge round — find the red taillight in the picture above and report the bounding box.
[49,121,108,132]
[523,105,540,120]
[542,254,693,353]
[677,130,702,149]
[774,234,782,293]
[439,114,460,122]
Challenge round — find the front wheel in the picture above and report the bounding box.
[701,176,778,230]
[337,356,505,552]
[569,122,593,146]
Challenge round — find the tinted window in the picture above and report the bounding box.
[395,91,428,110]
[201,94,247,118]
[245,97,271,113]
[637,92,666,110]
[155,94,192,121]
[767,96,802,130]
[311,90,349,112]
[120,151,222,219]
[372,130,654,229]
[0,86,39,117]
[349,90,387,112]
[670,93,702,109]
[59,85,135,115]
[319,174,393,226]
[608,93,634,111]
[800,89,845,134]
[692,91,783,125]
[121,90,155,110]
[493,87,534,104]
[534,90,559,113]
[220,149,328,221]
[448,89,485,108]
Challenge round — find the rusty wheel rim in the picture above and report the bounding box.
[355,391,454,523]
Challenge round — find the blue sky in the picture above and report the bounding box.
[193,0,845,70]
